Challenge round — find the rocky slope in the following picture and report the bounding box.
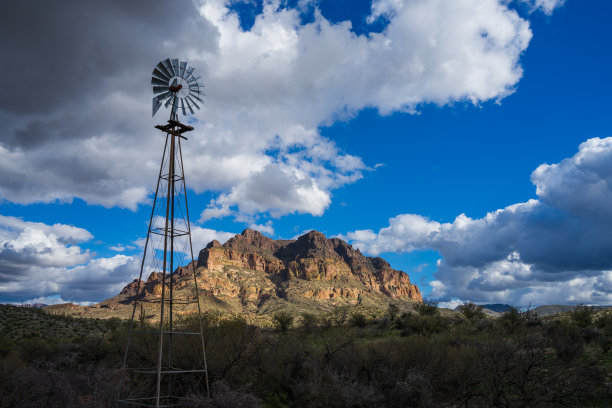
[55,229,421,322]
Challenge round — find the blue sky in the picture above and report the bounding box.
[1,0,612,307]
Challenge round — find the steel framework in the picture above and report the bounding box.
[117,88,209,406]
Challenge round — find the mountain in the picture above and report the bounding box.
[482,304,513,313]
[54,229,422,323]
[531,304,611,316]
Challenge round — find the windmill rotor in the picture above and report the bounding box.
[151,58,204,117]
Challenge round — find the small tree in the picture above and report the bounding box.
[458,302,485,320]
[350,312,368,328]
[570,304,594,328]
[301,313,319,334]
[273,312,294,332]
[414,300,439,316]
[387,303,400,320]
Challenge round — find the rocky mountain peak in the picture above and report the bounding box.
[206,239,221,249]
[195,229,422,302]
[222,228,284,253]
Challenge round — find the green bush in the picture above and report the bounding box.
[350,312,368,328]
[457,302,484,320]
[301,313,320,333]
[387,303,400,320]
[571,304,594,327]
[414,300,439,317]
[272,312,294,332]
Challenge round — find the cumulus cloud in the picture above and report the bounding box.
[190,226,236,249]
[0,0,533,221]
[0,215,139,302]
[342,138,612,306]
[249,220,275,236]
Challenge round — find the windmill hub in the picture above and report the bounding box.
[151,58,204,117]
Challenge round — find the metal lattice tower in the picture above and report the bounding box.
[118,58,209,407]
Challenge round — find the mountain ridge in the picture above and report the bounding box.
[52,229,422,323]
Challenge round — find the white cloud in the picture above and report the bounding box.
[0,215,92,270]
[249,220,275,236]
[0,215,139,303]
[518,0,565,15]
[14,295,94,307]
[437,298,465,310]
[343,137,612,306]
[1,0,533,222]
[190,226,236,250]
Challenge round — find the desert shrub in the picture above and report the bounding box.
[0,335,14,358]
[104,317,122,332]
[414,300,439,317]
[350,312,368,328]
[387,303,400,320]
[386,371,435,408]
[595,313,612,352]
[457,302,484,320]
[571,304,595,327]
[77,337,112,364]
[273,312,294,332]
[186,380,262,408]
[292,367,382,408]
[547,321,584,362]
[330,306,351,325]
[398,314,447,337]
[300,313,320,334]
[19,338,56,364]
[580,326,601,343]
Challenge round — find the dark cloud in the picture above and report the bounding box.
[0,0,215,117]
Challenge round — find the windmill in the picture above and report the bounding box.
[117,58,209,407]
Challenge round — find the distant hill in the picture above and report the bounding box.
[47,229,422,323]
[532,304,612,316]
[482,304,512,313]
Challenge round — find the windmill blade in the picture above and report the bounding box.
[151,77,168,86]
[185,98,195,114]
[179,61,187,77]
[187,75,201,84]
[171,59,180,77]
[180,99,186,116]
[155,62,172,80]
[153,91,172,103]
[153,86,169,94]
[187,96,200,110]
[189,92,204,103]
[163,58,175,77]
[153,91,172,111]
[152,97,163,117]
[184,68,195,83]
[165,94,177,109]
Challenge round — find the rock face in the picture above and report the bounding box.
[196,229,422,302]
[100,229,421,320]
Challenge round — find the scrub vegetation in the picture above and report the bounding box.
[0,303,611,407]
